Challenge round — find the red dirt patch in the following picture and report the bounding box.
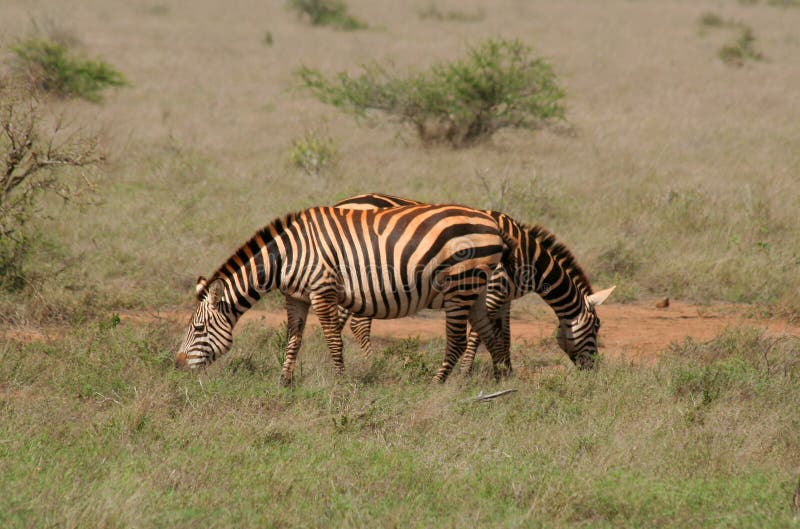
[4,301,798,364]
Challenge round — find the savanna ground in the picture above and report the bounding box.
[1,0,799,527]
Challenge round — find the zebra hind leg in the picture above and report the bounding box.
[349,317,375,359]
[460,329,482,376]
[468,297,512,381]
[433,303,470,383]
[311,293,346,377]
[336,306,351,334]
[281,297,310,387]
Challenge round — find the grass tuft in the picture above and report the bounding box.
[699,12,725,27]
[288,128,338,176]
[417,3,485,22]
[719,27,764,66]
[288,0,367,30]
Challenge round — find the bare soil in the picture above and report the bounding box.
[5,301,798,364]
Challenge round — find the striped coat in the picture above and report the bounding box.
[176,204,514,384]
[334,194,615,370]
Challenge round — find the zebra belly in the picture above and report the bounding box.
[338,279,444,319]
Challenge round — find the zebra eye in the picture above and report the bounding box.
[193,323,205,333]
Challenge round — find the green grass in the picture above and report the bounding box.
[2,323,799,527]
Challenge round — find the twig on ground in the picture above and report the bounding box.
[464,388,517,403]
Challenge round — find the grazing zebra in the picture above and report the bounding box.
[175,204,515,385]
[335,193,615,371]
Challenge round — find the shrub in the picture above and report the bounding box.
[719,27,764,66]
[298,38,565,147]
[698,12,725,27]
[10,38,127,102]
[288,0,367,30]
[417,3,485,22]
[288,128,338,176]
[0,81,102,289]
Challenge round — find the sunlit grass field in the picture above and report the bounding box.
[2,322,799,528]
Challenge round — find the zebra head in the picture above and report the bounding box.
[555,286,615,369]
[175,276,234,369]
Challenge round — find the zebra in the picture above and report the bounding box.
[175,204,516,385]
[334,193,615,371]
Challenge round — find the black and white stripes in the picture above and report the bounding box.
[176,205,513,384]
[334,193,615,371]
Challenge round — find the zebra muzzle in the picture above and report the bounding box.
[175,351,188,369]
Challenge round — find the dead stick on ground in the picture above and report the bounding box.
[464,389,517,403]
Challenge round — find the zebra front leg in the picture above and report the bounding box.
[350,316,375,359]
[311,292,346,376]
[281,297,310,387]
[433,304,469,383]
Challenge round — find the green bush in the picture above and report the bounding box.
[288,0,367,30]
[719,27,764,66]
[298,38,565,147]
[10,38,127,101]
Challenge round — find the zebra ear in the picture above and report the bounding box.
[587,285,616,307]
[195,276,209,301]
[207,280,225,306]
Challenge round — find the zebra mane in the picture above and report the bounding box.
[207,211,300,285]
[526,224,594,296]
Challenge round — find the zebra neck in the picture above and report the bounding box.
[532,246,590,322]
[210,239,285,324]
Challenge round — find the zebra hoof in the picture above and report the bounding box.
[492,366,513,381]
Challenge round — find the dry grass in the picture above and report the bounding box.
[0,0,796,320]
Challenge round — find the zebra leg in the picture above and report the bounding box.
[461,300,511,376]
[281,297,310,387]
[311,292,346,376]
[433,303,470,383]
[336,306,351,334]
[350,317,375,359]
[468,295,512,380]
[460,328,483,375]
[499,301,511,366]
